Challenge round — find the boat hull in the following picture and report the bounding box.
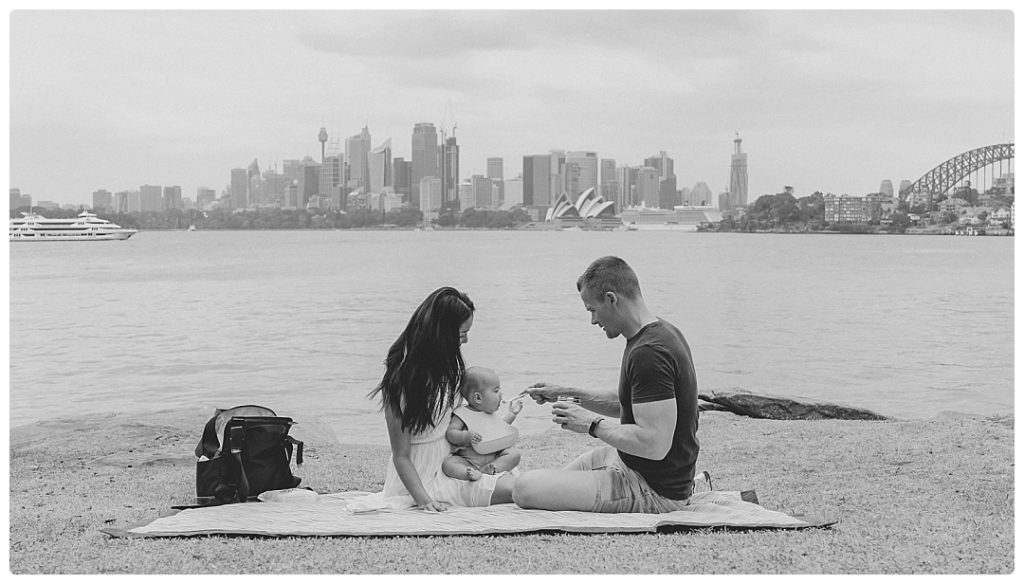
[10,230,137,241]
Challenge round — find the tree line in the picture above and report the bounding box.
[9,206,534,230]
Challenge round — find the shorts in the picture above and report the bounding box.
[565,445,691,514]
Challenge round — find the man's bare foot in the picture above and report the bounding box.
[466,468,482,481]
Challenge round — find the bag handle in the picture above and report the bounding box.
[286,436,304,466]
[229,426,250,502]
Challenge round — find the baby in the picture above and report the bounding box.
[442,366,523,481]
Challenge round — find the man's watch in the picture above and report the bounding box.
[588,417,604,438]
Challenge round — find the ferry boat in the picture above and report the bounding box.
[9,211,138,241]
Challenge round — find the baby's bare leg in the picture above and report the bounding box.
[481,448,521,475]
[442,455,482,481]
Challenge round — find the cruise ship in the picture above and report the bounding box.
[9,211,138,241]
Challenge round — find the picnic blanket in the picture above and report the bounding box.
[101,489,836,538]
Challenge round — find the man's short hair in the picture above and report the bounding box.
[576,256,641,301]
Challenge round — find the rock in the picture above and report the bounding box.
[698,391,889,421]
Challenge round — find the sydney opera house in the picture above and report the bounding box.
[543,188,622,229]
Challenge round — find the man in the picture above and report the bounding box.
[513,256,705,513]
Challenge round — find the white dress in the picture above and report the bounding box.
[347,405,510,511]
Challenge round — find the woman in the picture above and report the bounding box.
[366,286,515,511]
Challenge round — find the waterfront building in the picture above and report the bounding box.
[729,133,749,207]
[368,139,393,193]
[92,189,112,211]
[549,150,567,202]
[689,182,713,207]
[230,169,247,209]
[487,157,504,207]
[411,122,438,203]
[163,186,182,211]
[393,157,412,203]
[617,165,639,209]
[297,156,321,209]
[644,151,674,180]
[523,154,553,210]
[126,191,142,213]
[879,179,894,198]
[282,159,301,182]
[320,154,342,201]
[636,167,661,208]
[458,180,474,210]
[10,188,31,210]
[419,176,443,213]
[346,126,372,192]
[140,184,163,212]
[196,187,216,210]
[503,176,524,209]
[898,179,913,199]
[823,194,868,223]
[471,174,493,209]
[441,136,460,207]
[566,151,599,198]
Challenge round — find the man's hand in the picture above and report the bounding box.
[525,382,568,404]
[551,402,598,434]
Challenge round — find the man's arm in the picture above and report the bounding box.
[551,398,675,460]
[527,383,622,417]
[588,399,675,459]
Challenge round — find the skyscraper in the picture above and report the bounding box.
[617,165,639,209]
[879,179,894,198]
[92,189,112,211]
[393,157,412,202]
[345,126,372,191]
[691,182,713,206]
[320,154,342,200]
[411,122,439,203]
[644,151,674,180]
[368,139,392,193]
[523,154,553,209]
[487,157,504,208]
[729,133,749,207]
[566,151,598,198]
[297,156,320,209]
[440,136,459,207]
[140,184,163,212]
[163,185,182,211]
[636,167,661,208]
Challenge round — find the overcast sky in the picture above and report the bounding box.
[7,8,1016,206]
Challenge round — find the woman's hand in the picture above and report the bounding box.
[417,499,449,512]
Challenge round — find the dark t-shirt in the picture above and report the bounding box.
[617,319,699,499]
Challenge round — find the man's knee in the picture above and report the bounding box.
[511,470,545,508]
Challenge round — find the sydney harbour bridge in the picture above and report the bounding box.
[899,143,1014,198]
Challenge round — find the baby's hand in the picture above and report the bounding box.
[470,432,482,443]
[509,400,524,415]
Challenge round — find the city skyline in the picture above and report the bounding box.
[8,9,1016,206]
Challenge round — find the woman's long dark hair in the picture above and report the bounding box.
[369,287,475,434]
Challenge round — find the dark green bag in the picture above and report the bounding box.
[194,405,303,505]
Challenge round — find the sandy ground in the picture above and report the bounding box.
[7,406,1015,574]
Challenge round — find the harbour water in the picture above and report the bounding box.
[8,229,1014,445]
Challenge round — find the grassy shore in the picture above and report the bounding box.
[8,407,1014,574]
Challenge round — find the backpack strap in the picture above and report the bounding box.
[286,436,304,466]
[229,425,250,503]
